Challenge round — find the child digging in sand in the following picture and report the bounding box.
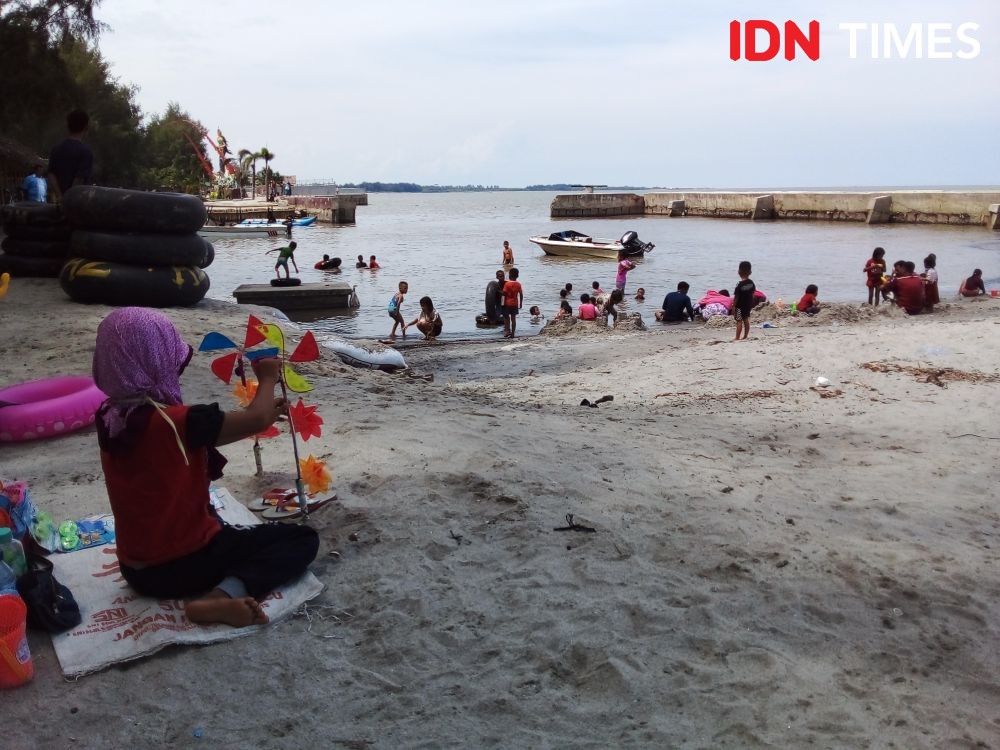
[92,308,319,627]
[388,281,408,338]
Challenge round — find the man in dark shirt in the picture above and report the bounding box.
[656,281,695,322]
[48,110,93,198]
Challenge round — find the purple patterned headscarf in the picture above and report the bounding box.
[93,308,192,437]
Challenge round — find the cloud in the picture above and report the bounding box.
[96,0,1000,186]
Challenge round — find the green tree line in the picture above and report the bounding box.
[0,1,211,194]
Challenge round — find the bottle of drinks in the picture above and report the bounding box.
[0,528,27,580]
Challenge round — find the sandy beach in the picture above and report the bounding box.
[3,278,1000,749]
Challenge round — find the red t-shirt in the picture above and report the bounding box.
[865,258,886,283]
[99,404,222,567]
[887,274,925,314]
[502,280,522,308]
[578,303,598,320]
[798,292,817,310]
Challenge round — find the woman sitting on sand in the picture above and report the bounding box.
[92,308,319,628]
[696,289,732,320]
[959,269,986,297]
[408,296,443,339]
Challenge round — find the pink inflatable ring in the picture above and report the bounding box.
[0,376,107,443]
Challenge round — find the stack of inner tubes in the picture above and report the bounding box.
[0,202,71,278]
[60,186,213,307]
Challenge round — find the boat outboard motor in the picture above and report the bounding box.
[619,230,654,257]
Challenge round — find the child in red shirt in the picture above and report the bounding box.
[93,308,318,628]
[798,284,820,315]
[578,293,599,320]
[864,247,887,306]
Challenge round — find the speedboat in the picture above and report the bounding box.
[528,229,654,259]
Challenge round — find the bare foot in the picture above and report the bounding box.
[185,595,269,627]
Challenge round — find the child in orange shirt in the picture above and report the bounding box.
[501,267,523,338]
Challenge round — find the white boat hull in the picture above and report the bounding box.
[529,236,621,259]
[198,226,284,239]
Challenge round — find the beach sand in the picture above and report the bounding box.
[3,278,1000,748]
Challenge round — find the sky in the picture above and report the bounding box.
[95,0,999,187]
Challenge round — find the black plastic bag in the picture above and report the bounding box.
[16,553,82,633]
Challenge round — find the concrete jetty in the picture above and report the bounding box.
[286,194,367,224]
[551,190,1000,229]
[232,281,357,313]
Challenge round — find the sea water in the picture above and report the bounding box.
[205,191,1000,340]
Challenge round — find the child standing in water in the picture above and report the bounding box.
[368,255,381,270]
[92,308,319,628]
[615,250,636,292]
[502,267,523,338]
[388,281,408,338]
[501,240,514,265]
[732,260,756,341]
[864,247,887,306]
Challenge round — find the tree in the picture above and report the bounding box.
[0,0,106,45]
[259,147,274,200]
[139,103,209,193]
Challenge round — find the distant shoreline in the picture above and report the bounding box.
[302,183,1000,195]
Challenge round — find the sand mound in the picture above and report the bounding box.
[540,312,645,337]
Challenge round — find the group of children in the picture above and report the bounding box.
[862,246,989,315]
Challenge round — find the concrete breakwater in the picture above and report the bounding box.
[286,194,367,224]
[551,191,1000,230]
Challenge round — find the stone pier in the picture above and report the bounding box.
[286,194,368,224]
[556,190,1000,228]
[550,192,644,218]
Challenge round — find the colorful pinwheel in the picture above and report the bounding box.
[198,315,330,516]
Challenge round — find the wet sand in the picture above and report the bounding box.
[4,278,1000,748]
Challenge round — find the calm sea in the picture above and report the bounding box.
[204,191,1000,340]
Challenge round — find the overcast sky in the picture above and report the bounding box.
[96,0,999,187]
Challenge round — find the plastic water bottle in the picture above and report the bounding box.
[0,528,27,580]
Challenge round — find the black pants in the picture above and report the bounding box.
[121,524,319,601]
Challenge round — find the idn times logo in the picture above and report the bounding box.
[729,20,981,61]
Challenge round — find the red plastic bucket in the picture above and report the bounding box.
[0,594,33,688]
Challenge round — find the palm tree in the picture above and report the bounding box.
[239,149,262,199]
[259,147,275,200]
[237,148,254,197]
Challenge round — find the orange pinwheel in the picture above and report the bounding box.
[299,455,332,495]
[288,398,324,442]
